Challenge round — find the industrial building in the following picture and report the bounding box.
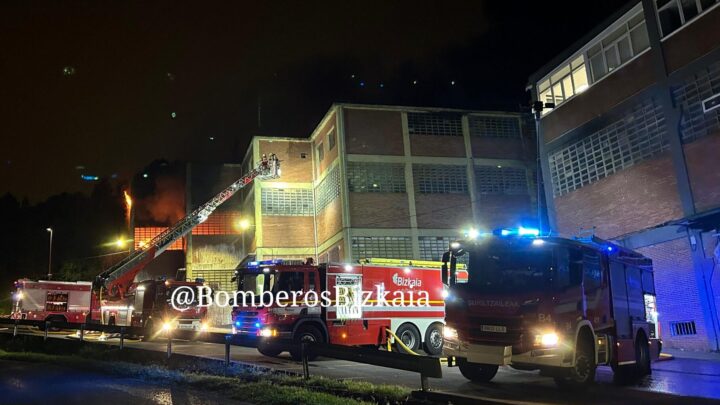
[132,103,537,294]
[529,0,720,351]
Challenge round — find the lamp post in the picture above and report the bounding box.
[46,228,53,280]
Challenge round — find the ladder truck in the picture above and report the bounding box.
[90,154,280,336]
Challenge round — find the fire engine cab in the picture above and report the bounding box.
[232,258,465,359]
[441,228,661,387]
[11,279,91,328]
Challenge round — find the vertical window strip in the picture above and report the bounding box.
[347,162,406,193]
[413,164,469,194]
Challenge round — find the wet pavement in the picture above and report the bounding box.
[3,327,720,404]
[0,359,248,405]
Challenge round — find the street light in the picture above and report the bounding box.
[46,228,53,280]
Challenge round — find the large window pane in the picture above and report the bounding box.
[589,53,607,82]
[605,47,620,71]
[630,23,650,54]
[618,37,633,63]
[562,76,574,99]
[658,1,683,36]
[681,0,700,20]
[572,66,589,93]
[552,82,564,104]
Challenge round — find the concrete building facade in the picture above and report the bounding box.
[529,0,720,351]
[240,103,537,266]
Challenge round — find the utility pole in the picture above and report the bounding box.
[46,228,53,279]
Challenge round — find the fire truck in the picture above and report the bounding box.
[231,257,466,359]
[441,228,661,387]
[88,154,280,336]
[11,279,92,329]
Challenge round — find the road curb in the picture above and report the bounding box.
[410,390,515,405]
[657,353,674,362]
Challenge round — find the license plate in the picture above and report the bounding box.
[481,325,507,333]
[178,323,194,330]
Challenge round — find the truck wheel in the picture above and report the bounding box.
[614,334,651,384]
[257,340,283,357]
[394,324,421,353]
[457,357,499,383]
[423,323,444,356]
[290,324,324,361]
[554,336,596,387]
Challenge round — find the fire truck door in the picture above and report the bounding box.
[609,261,632,339]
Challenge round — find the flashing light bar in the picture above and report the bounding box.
[247,259,284,269]
[493,227,541,237]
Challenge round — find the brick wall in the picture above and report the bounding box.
[415,194,473,229]
[261,216,315,247]
[314,112,338,175]
[663,6,720,73]
[554,152,683,239]
[637,238,711,351]
[685,133,720,213]
[410,135,466,157]
[258,140,313,183]
[349,193,410,228]
[471,137,527,160]
[319,239,345,263]
[476,194,533,230]
[344,109,404,155]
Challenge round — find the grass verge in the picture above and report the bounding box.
[0,344,410,405]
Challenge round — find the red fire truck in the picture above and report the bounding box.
[441,228,661,387]
[231,258,465,359]
[89,154,279,337]
[11,279,92,328]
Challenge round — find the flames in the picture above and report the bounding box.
[123,190,132,224]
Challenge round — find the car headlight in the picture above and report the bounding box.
[535,332,559,347]
[443,326,458,340]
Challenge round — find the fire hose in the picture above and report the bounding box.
[385,328,420,356]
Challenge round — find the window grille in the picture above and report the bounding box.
[347,162,406,193]
[316,166,341,213]
[413,164,468,194]
[469,116,521,138]
[548,99,668,196]
[475,166,528,195]
[669,320,697,336]
[261,188,314,216]
[418,236,454,261]
[351,236,412,261]
[672,59,720,144]
[407,112,463,136]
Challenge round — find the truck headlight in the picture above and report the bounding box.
[535,332,559,347]
[258,328,276,337]
[443,326,458,340]
[162,321,173,332]
[200,322,209,332]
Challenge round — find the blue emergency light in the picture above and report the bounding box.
[247,259,283,269]
[494,227,540,237]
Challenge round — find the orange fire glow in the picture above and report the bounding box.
[123,190,132,223]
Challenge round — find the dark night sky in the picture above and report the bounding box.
[1,0,628,202]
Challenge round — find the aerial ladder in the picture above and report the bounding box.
[91,154,280,324]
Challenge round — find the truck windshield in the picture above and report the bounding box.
[239,271,304,296]
[465,246,555,293]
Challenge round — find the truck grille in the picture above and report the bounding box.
[234,311,261,334]
[461,317,531,354]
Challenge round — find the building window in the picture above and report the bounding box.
[537,8,650,113]
[407,112,463,136]
[351,236,412,261]
[347,162,406,193]
[548,99,668,196]
[413,164,468,194]
[656,0,719,37]
[672,59,720,143]
[475,166,528,195]
[587,12,649,83]
[538,55,589,112]
[328,129,336,151]
[261,188,314,216]
[419,236,454,261]
[469,116,521,138]
[315,166,341,213]
[316,142,324,162]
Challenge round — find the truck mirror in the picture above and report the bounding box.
[441,252,450,285]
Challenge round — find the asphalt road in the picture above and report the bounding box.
[0,359,247,405]
[4,326,720,404]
